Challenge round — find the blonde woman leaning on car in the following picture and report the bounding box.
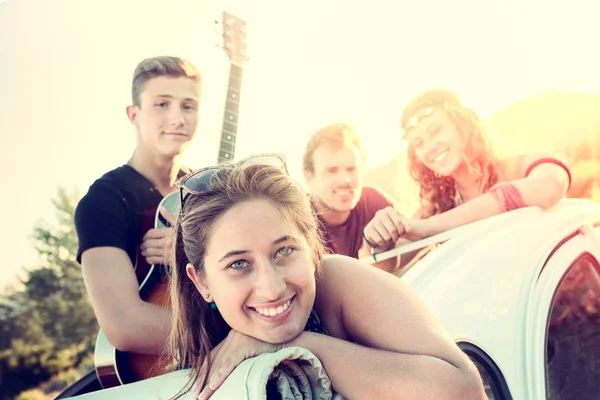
[165,154,486,400]
[363,89,571,260]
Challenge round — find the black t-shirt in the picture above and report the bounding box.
[74,165,185,280]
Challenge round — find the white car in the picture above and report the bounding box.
[392,199,600,400]
[58,199,600,399]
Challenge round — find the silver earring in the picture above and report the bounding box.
[204,293,210,299]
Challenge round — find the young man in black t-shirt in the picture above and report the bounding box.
[74,56,201,356]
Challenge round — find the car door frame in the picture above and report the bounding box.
[525,224,600,399]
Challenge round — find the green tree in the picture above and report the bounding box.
[0,188,97,400]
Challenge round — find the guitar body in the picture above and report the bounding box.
[94,192,178,388]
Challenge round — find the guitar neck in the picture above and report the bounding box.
[217,63,243,164]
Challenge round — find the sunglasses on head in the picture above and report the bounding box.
[174,153,288,215]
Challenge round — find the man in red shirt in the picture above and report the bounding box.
[303,123,400,272]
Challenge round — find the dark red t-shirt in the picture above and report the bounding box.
[315,186,394,258]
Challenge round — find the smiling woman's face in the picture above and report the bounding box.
[188,198,316,344]
[407,110,465,177]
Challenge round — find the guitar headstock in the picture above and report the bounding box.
[215,11,248,66]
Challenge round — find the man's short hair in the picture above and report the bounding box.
[302,123,366,173]
[131,56,201,107]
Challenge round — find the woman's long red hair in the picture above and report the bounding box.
[401,89,500,218]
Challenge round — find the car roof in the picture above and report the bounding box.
[401,199,600,394]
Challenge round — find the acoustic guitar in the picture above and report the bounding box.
[93,10,248,388]
[93,192,178,388]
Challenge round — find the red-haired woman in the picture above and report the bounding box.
[363,89,571,263]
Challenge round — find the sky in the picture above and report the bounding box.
[1,0,599,288]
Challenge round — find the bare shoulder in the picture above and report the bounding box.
[319,254,375,281]
[497,150,564,181]
[316,256,370,305]
[315,254,411,338]
[316,254,408,302]
[315,254,454,348]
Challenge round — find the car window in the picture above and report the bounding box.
[546,253,600,400]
